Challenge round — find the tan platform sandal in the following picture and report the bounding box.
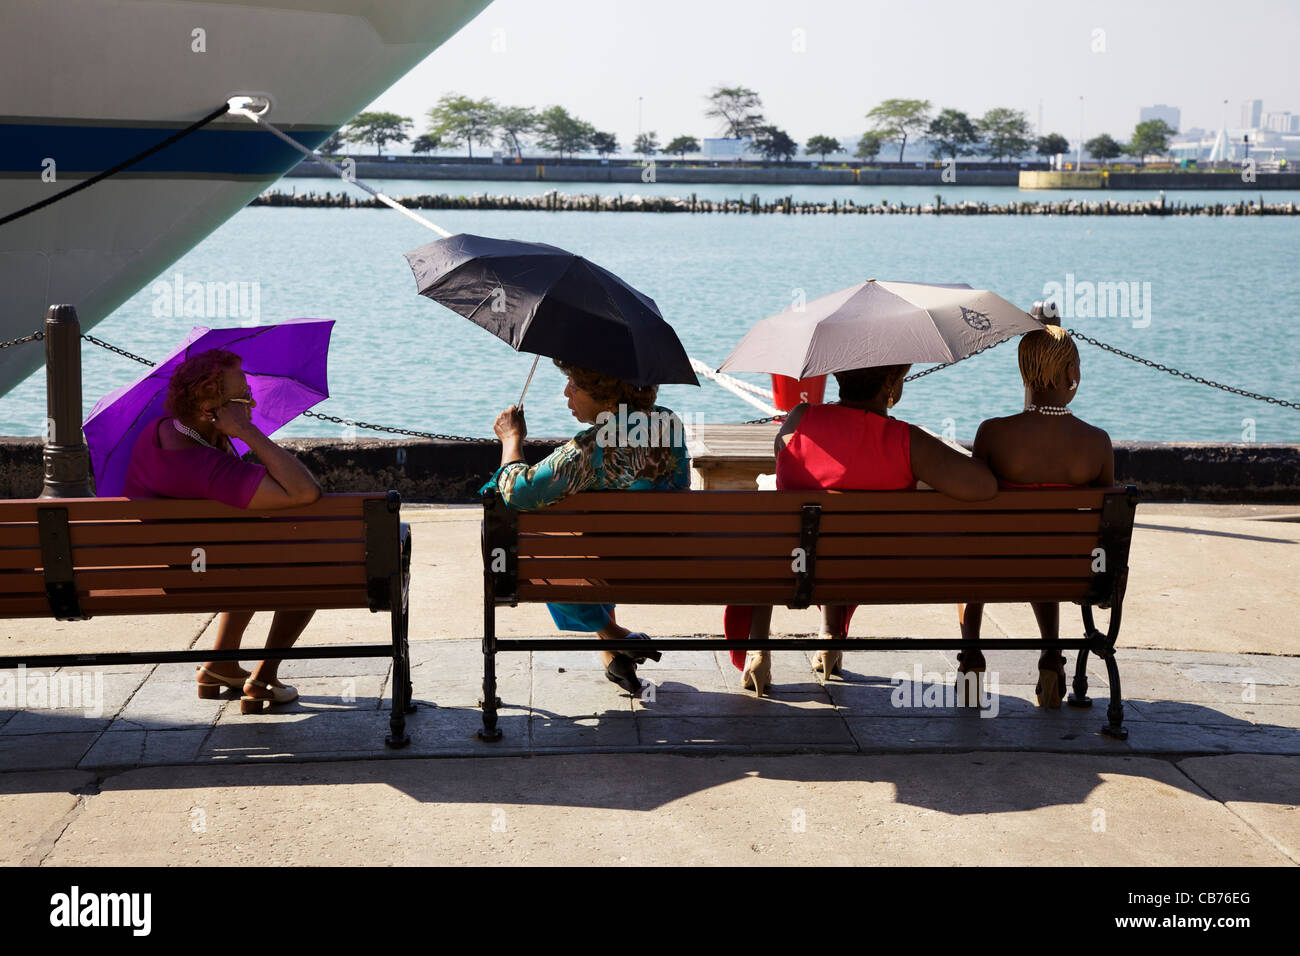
[1036,652,1068,709]
[812,635,843,680]
[196,664,247,700]
[240,678,299,714]
[741,650,772,698]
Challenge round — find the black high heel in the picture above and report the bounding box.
[620,631,661,664]
[605,655,643,694]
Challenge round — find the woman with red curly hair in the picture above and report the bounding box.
[122,348,322,711]
[481,360,690,695]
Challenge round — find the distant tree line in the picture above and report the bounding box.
[323,88,1179,167]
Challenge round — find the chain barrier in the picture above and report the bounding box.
[74,333,495,441]
[297,409,496,443]
[1067,329,1300,410]
[740,335,1014,423]
[12,326,1295,434]
[0,330,43,350]
[81,333,155,367]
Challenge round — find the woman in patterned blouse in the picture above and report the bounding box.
[481,360,691,694]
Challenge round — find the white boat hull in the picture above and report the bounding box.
[0,0,491,395]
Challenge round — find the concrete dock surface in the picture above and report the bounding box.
[2,502,1297,866]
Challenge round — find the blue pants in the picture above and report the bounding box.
[547,603,614,632]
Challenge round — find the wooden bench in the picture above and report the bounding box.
[0,492,414,747]
[479,486,1139,741]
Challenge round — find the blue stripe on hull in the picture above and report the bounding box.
[0,123,332,175]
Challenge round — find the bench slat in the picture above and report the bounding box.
[0,586,370,619]
[518,511,1101,534]
[515,578,1092,604]
[516,556,1093,580]
[0,495,382,522]
[79,565,366,590]
[0,541,365,571]
[533,488,1116,513]
[1,565,366,594]
[71,519,364,547]
[517,533,1101,559]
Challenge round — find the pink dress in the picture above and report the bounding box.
[122,417,267,508]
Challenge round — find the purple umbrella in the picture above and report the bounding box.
[84,319,334,497]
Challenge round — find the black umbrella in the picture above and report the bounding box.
[404,233,699,397]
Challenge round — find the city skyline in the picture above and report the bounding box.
[363,0,1299,152]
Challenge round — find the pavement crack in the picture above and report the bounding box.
[1167,757,1299,866]
[20,773,114,867]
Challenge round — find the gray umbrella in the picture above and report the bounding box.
[718,279,1042,378]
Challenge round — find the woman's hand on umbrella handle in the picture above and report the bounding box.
[494,405,527,442]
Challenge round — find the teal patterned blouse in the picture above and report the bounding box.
[480,404,692,509]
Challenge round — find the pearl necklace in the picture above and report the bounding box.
[172,418,230,452]
[1025,404,1073,416]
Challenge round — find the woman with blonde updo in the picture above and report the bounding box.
[960,312,1115,708]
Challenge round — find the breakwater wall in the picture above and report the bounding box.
[282,160,1023,187]
[1022,170,1300,190]
[283,160,1300,190]
[252,189,1299,217]
[3,438,1299,503]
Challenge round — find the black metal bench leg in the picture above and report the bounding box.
[1068,647,1092,707]
[1100,652,1128,739]
[401,535,415,714]
[477,584,502,742]
[385,573,411,749]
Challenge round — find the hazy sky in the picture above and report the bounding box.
[367,0,1299,149]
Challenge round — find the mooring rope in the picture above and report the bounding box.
[231,106,779,418]
[227,103,452,239]
[0,103,232,227]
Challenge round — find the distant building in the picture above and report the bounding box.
[1262,110,1300,133]
[1139,104,1181,130]
[1241,99,1263,128]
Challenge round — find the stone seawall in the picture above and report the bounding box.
[281,162,1022,187]
[1021,170,1300,190]
[2,437,1299,503]
[283,161,1300,190]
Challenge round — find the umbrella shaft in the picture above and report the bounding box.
[519,354,540,408]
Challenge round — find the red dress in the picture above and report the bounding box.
[725,405,915,668]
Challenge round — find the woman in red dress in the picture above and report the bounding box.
[732,363,998,696]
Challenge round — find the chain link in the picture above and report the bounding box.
[0,330,43,350]
[76,333,496,441]
[739,335,1013,423]
[1067,329,1300,410]
[299,409,496,442]
[68,325,1300,440]
[81,333,156,366]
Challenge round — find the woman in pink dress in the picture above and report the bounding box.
[122,349,323,711]
[730,363,998,696]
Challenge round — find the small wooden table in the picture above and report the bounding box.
[685,423,780,490]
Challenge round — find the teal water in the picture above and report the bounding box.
[3,184,1298,443]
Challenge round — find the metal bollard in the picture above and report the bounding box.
[40,304,94,498]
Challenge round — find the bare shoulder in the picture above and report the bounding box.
[1072,416,1113,448]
